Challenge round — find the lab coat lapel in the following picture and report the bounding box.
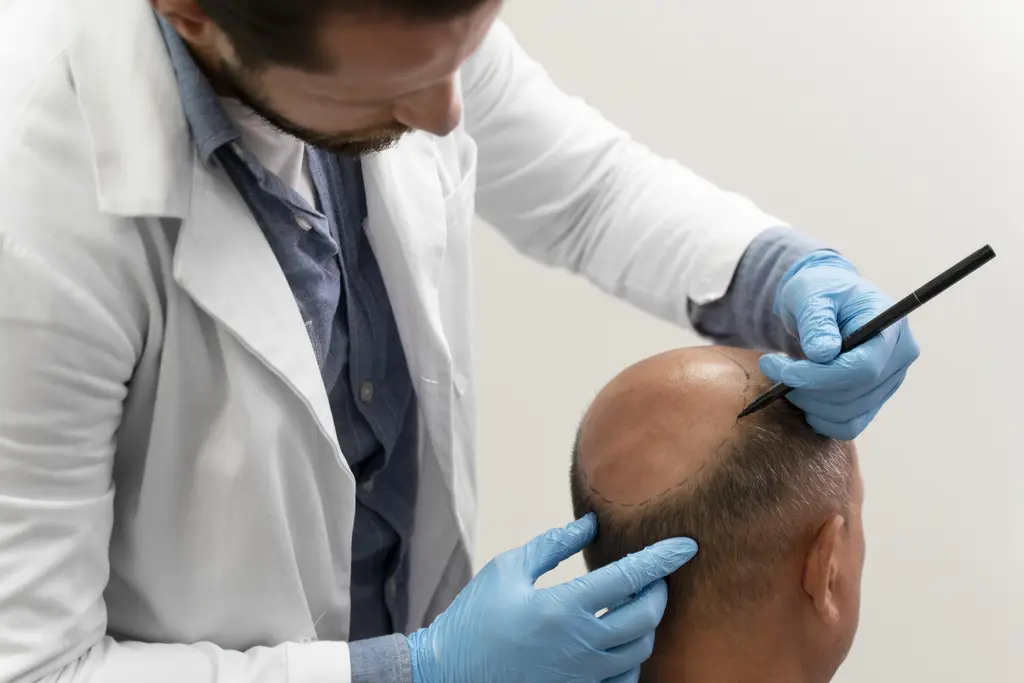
[362,134,456,480]
[173,161,340,452]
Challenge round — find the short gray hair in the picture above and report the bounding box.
[570,396,854,624]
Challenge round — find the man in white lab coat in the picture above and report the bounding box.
[0,1,919,683]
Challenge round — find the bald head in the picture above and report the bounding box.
[577,346,765,508]
[571,345,860,627]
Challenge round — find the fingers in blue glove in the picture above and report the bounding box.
[591,579,669,650]
[602,632,658,678]
[793,294,843,363]
[408,525,696,683]
[521,513,598,581]
[774,251,858,362]
[760,336,893,392]
[760,353,909,441]
[550,538,698,613]
[799,378,905,442]
[785,367,909,425]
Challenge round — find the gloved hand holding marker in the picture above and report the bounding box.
[743,244,997,423]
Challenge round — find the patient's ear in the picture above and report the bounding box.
[802,515,846,624]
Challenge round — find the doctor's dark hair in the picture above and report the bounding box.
[195,0,490,70]
[569,396,854,625]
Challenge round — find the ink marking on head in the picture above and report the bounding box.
[706,348,752,382]
[582,348,760,508]
[583,453,715,509]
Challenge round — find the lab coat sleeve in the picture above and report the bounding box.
[0,235,349,683]
[461,20,786,327]
[690,226,825,355]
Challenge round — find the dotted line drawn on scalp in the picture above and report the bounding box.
[582,460,713,509]
[583,348,758,509]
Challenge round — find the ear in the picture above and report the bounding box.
[802,514,846,624]
[152,0,219,48]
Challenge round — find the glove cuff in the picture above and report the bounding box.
[406,628,433,683]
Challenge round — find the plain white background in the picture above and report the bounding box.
[473,1,1023,682]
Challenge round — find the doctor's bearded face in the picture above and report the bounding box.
[154,0,503,156]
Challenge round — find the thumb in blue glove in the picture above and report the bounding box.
[407,513,698,683]
[760,250,920,440]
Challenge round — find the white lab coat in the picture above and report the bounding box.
[0,0,782,681]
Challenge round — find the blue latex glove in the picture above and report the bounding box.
[759,250,921,440]
[407,513,698,683]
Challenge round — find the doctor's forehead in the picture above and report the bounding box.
[576,346,768,507]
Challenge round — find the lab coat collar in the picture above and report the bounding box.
[67,0,193,219]
[171,160,343,454]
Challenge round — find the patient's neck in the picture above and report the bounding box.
[642,604,817,683]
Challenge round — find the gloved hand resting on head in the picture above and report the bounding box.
[760,250,921,440]
[407,514,698,683]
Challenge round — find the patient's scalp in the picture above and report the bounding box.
[577,346,770,507]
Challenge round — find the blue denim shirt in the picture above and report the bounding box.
[159,18,416,682]
[157,17,822,683]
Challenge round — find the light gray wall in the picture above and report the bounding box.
[473,2,1023,682]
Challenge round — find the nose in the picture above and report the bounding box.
[392,76,463,137]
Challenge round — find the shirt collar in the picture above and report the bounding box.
[156,15,240,164]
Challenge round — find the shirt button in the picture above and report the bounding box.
[386,577,397,599]
[295,216,313,231]
[359,381,375,403]
[454,374,469,396]
[229,141,243,157]
[361,478,375,494]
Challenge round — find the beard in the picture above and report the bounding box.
[217,58,410,157]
